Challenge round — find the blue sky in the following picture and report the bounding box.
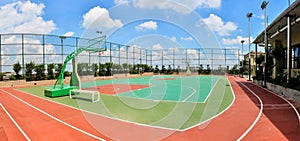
[0,0,296,63]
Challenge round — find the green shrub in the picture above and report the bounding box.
[9,75,16,80]
[0,73,4,81]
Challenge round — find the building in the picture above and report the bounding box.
[253,0,300,82]
[243,51,265,77]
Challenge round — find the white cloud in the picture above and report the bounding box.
[133,0,221,14]
[198,14,237,36]
[254,14,264,20]
[163,36,177,42]
[170,36,177,42]
[0,1,56,34]
[180,36,193,41]
[114,0,129,5]
[222,36,253,46]
[1,35,58,66]
[63,32,75,37]
[186,49,197,54]
[168,47,179,52]
[135,21,158,31]
[82,6,123,30]
[152,44,163,50]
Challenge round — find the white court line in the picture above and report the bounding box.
[182,77,236,131]
[13,89,181,132]
[253,83,300,122]
[203,77,221,103]
[0,90,106,141]
[0,102,31,141]
[9,77,234,132]
[233,78,263,141]
[182,87,197,102]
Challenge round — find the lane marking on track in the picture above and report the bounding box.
[233,78,263,141]
[253,83,300,123]
[0,102,31,141]
[0,90,106,141]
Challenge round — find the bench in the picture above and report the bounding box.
[69,89,100,103]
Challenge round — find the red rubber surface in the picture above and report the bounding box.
[0,76,299,140]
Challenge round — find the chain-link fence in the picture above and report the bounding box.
[0,33,239,77]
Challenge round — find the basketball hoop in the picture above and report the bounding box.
[182,58,192,76]
[98,52,104,56]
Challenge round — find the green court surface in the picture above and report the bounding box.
[17,75,234,130]
[115,75,220,102]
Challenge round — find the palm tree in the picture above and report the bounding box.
[47,63,55,79]
[25,61,35,81]
[13,62,22,79]
[34,64,45,80]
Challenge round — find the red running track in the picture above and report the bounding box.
[235,77,300,141]
[0,76,299,140]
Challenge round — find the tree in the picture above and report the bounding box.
[55,63,63,78]
[166,65,173,74]
[98,63,106,76]
[0,73,4,81]
[91,63,98,77]
[205,65,211,74]
[25,61,35,81]
[112,64,122,73]
[228,64,240,75]
[122,63,128,72]
[105,62,113,76]
[34,64,45,80]
[198,64,204,74]
[154,65,160,73]
[47,63,55,80]
[161,65,166,74]
[13,62,22,79]
[254,55,265,80]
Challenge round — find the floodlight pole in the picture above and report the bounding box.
[59,36,66,65]
[96,30,102,64]
[261,1,269,87]
[247,12,253,81]
[241,40,245,77]
[287,15,291,83]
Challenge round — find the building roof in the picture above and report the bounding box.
[253,0,300,46]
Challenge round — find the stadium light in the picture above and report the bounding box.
[247,12,252,81]
[241,40,245,77]
[261,1,269,87]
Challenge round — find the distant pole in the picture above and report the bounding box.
[241,40,245,77]
[287,15,291,83]
[59,36,66,65]
[247,12,253,81]
[261,1,269,87]
[96,31,102,64]
[0,34,1,73]
[255,43,258,76]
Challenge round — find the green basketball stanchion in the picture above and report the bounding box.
[44,36,106,97]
